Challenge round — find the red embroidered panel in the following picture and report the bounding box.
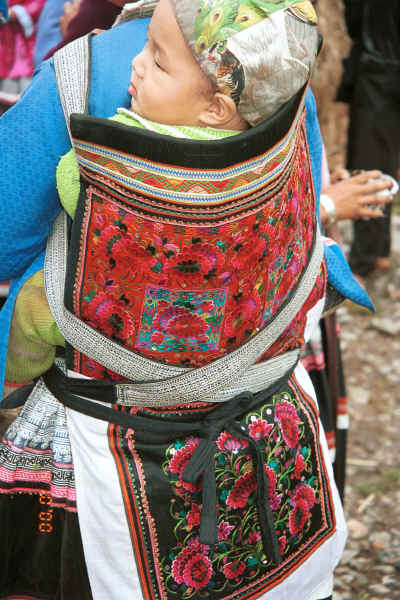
[69,124,323,378]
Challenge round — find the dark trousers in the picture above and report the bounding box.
[347,60,400,276]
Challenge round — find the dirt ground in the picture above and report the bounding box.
[331,212,400,600]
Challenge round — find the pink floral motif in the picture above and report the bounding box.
[247,530,261,545]
[226,472,257,509]
[216,431,249,452]
[187,503,201,528]
[95,224,121,256]
[288,498,310,536]
[85,292,136,341]
[111,235,157,279]
[154,306,208,341]
[294,453,305,479]
[168,439,202,492]
[171,538,212,590]
[223,560,246,580]
[165,244,225,287]
[183,553,213,590]
[279,535,287,553]
[230,234,266,273]
[248,418,273,441]
[217,520,235,541]
[224,295,261,339]
[227,466,281,511]
[274,400,300,449]
[291,483,316,509]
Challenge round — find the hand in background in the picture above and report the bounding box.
[321,169,394,225]
[60,0,82,37]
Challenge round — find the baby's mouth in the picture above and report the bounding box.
[128,81,137,98]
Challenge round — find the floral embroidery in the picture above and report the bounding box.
[69,125,325,377]
[159,386,329,598]
[136,286,227,353]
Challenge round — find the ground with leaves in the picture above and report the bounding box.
[333,213,400,600]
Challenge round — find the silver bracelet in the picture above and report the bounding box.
[320,193,337,226]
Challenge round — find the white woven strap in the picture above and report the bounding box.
[53,35,90,140]
[44,211,323,405]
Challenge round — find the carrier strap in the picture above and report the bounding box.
[54,34,91,141]
[44,211,323,405]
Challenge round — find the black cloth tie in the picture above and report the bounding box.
[181,391,281,565]
[40,364,294,565]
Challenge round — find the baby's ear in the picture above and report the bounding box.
[199,93,243,129]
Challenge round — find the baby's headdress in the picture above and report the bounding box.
[173,0,319,125]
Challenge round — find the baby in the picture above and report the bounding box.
[5,0,319,389]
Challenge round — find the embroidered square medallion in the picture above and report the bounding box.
[136,286,227,353]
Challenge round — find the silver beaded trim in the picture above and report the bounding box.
[54,35,90,138]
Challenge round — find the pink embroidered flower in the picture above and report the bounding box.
[201,300,214,313]
[150,331,164,344]
[172,538,212,590]
[274,400,300,449]
[165,312,208,341]
[85,292,136,341]
[248,418,273,441]
[294,453,305,479]
[230,235,266,273]
[111,235,158,279]
[183,553,213,590]
[215,520,233,541]
[247,530,261,545]
[264,465,277,492]
[288,498,310,536]
[187,503,201,528]
[168,439,202,492]
[279,535,287,553]
[226,472,257,509]
[291,483,316,509]
[216,431,249,452]
[224,295,261,339]
[154,305,208,341]
[165,244,225,287]
[95,224,122,256]
[223,560,246,580]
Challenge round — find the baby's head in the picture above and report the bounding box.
[129,0,319,129]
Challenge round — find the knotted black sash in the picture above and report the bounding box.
[40,364,296,564]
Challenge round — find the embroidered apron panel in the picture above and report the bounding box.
[65,117,325,379]
[108,375,335,600]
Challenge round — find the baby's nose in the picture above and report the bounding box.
[132,54,144,78]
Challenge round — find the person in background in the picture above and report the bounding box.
[0,0,8,22]
[302,158,393,501]
[33,0,64,68]
[339,0,400,283]
[0,0,46,106]
[43,0,125,59]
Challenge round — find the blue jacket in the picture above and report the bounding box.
[0,0,8,22]
[0,17,372,397]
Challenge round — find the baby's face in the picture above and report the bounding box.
[129,0,212,126]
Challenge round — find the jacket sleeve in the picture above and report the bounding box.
[0,59,70,281]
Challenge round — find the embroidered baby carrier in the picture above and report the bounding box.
[42,33,339,600]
